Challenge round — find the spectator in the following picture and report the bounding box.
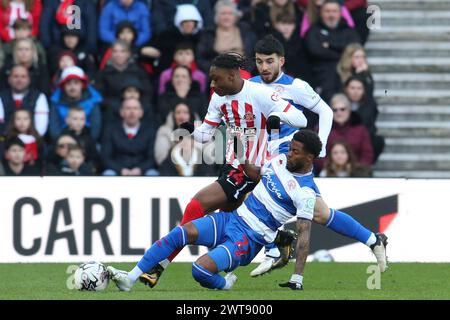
[0,0,42,42]
[44,132,78,174]
[0,64,49,136]
[326,93,374,166]
[158,42,207,95]
[60,106,99,170]
[304,0,359,103]
[337,42,373,95]
[39,0,97,54]
[344,0,370,44]
[49,66,102,141]
[271,12,312,82]
[103,76,154,128]
[319,140,371,177]
[300,0,354,38]
[94,40,152,112]
[50,50,77,92]
[251,0,303,38]
[344,75,376,134]
[145,4,203,72]
[2,18,46,66]
[4,109,44,169]
[344,75,384,162]
[99,0,151,48]
[0,37,50,94]
[99,21,139,70]
[197,0,256,73]
[157,65,207,121]
[48,27,97,81]
[159,135,218,176]
[101,98,157,176]
[0,41,4,69]
[154,101,199,166]
[56,144,94,175]
[1,136,39,175]
[151,0,214,36]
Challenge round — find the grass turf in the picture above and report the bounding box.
[0,262,449,300]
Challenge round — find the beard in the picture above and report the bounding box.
[261,68,280,84]
[286,160,304,173]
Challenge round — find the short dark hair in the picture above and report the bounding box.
[5,137,25,150]
[344,75,365,88]
[211,52,250,70]
[254,35,285,57]
[68,144,85,157]
[68,106,86,114]
[292,130,322,158]
[174,42,195,53]
[323,0,341,6]
[274,12,296,25]
[13,18,31,30]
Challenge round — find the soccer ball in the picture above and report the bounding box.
[74,261,109,291]
[312,249,334,262]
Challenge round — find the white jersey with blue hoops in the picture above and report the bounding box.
[236,153,317,243]
[250,72,332,158]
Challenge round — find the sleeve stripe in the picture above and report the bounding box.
[283,103,292,112]
[204,119,220,126]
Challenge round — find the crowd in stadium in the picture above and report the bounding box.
[0,0,384,177]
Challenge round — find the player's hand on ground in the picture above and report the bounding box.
[179,122,195,134]
[266,115,281,135]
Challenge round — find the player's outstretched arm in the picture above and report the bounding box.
[270,106,308,129]
[293,218,312,276]
[191,122,217,143]
[279,218,311,290]
[309,99,333,157]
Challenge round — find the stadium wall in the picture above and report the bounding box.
[0,177,449,263]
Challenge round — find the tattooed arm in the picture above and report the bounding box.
[294,218,312,276]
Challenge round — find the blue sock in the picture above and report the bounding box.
[192,262,226,289]
[326,209,374,245]
[137,226,188,272]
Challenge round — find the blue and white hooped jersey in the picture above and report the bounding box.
[250,73,321,156]
[235,154,317,243]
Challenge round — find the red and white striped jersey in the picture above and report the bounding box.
[204,80,291,167]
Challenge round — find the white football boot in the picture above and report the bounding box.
[107,266,133,292]
[250,256,276,277]
[370,233,389,272]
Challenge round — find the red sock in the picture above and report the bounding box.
[167,198,205,262]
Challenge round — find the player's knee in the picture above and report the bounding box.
[313,211,328,225]
[183,222,199,244]
[313,202,330,225]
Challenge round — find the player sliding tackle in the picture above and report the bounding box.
[142,38,388,286]
[108,130,325,291]
[134,52,310,287]
[249,35,388,276]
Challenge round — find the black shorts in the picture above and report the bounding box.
[216,164,256,203]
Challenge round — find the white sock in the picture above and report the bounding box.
[366,233,377,247]
[223,275,235,290]
[159,259,170,269]
[266,247,281,258]
[127,265,143,283]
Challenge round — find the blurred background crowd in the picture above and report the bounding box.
[0,0,384,178]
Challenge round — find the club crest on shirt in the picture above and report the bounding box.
[242,112,256,121]
[271,92,280,101]
[287,180,296,191]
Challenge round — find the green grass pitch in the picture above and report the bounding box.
[0,262,449,300]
